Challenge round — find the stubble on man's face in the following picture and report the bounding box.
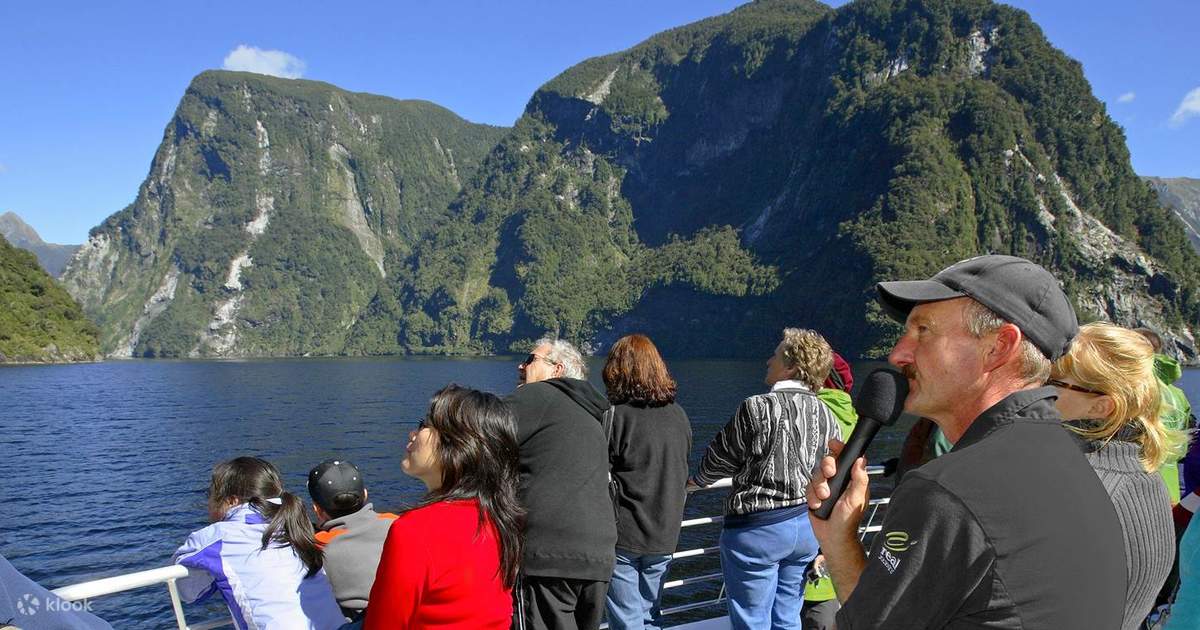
[889,298,986,424]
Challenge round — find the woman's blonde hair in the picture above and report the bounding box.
[779,328,833,392]
[1051,322,1185,472]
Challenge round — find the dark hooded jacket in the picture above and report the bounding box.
[506,378,617,581]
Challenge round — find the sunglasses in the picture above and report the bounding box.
[520,353,558,367]
[1047,378,1106,396]
[416,418,428,430]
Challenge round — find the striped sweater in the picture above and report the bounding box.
[1072,424,1174,630]
[694,380,840,516]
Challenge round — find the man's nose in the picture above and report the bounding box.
[889,335,914,368]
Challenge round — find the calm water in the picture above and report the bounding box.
[1,358,1198,628]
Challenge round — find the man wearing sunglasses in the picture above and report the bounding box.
[807,255,1126,629]
[507,338,616,630]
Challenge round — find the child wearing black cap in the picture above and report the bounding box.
[307,459,397,620]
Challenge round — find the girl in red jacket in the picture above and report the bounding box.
[364,385,524,629]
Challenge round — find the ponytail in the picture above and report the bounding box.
[251,491,324,578]
[208,457,325,579]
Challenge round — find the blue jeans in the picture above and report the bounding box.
[719,509,819,630]
[604,549,672,630]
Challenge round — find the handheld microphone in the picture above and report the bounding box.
[811,368,908,520]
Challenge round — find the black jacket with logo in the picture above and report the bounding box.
[506,378,617,581]
[837,387,1126,629]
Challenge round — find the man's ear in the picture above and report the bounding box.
[984,323,1023,372]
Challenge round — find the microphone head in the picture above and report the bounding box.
[854,368,909,426]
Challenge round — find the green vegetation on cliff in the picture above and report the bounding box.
[66,70,507,358]
[66,0,1200,360]
[506,0,1200,357]
[0,235,98,363]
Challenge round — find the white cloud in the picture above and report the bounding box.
[0,162,8,174]
[1117,92,1136,104]
[222,45,306,79]
[1169,86,1200,128]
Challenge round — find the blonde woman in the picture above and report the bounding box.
[1051,322,1182,630]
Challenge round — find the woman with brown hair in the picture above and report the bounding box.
[601,334,693,630]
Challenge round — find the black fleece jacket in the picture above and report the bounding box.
[506,378,617,581]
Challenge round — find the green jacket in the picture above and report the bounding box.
[806,388,859,602]
[1155,353,1192,502]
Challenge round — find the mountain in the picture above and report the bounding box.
[1145,177,1200,254]
[399,0,1200,360]
[63,70,507,357]
[0,212,80,277]
[66,0,1200,362]
[0,234,99,363]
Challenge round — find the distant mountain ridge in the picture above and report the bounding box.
[64,0,1200,362]
[1145,177,1200,254]
[0,212,80,277]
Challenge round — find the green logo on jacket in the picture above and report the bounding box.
[883,530,918,553]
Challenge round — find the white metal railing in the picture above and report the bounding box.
[50,467,891,629]
[635,465,889,625]
[51,564,232,630]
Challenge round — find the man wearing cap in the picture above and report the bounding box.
[307,459,398,619]
[807,255,1126,628]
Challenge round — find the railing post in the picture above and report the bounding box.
[166,578,189,630]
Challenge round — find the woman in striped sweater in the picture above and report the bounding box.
[1051,322,1183,630]
[690,328,840,630]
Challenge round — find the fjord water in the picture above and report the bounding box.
[2,358,1198,628]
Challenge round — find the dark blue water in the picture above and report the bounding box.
[1,358,1198,628]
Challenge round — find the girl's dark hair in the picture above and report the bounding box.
[415,385,524,588]
[208,456,324,578]
[602,334,677,406]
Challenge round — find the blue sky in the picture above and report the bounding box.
[1,0,1197,244]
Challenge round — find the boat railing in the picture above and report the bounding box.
[635,465,889,625]
[50,467,890,629]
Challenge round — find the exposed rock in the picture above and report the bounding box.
[583,68,620,105]
[117,265,180,357]
[329,143,386,277]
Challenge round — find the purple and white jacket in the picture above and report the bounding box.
[172,503,345,630]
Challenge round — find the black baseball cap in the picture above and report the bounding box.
[876,255,1078,360]
[307,459,365,512]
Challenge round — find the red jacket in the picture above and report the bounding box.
[364,499,511,629]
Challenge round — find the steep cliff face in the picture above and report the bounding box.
[0,234,98,363]
[0,212,80,278]
[66,2,1200,361]
[410,0,1197,359]
[1146,177,1200,254]
[63,71,506,357]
